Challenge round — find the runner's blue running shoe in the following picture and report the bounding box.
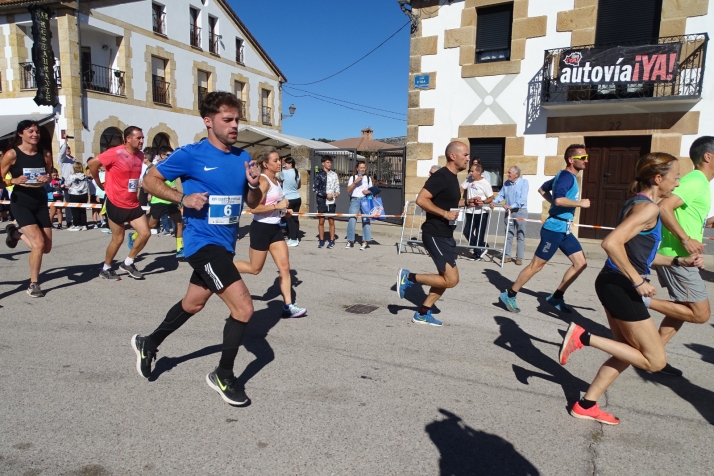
[499,291,521,313]
[176,248,185,259]
[412,310,442,326]
[546,294,572,314]
[397,268,413,299]
[127,231,136,250]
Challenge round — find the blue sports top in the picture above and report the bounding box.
[605,194,662,276]
[156,140,250,258]
[542,170,579,233]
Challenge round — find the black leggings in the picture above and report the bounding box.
[286,197,301,240]
[68,193,88,227]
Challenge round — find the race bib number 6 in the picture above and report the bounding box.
[208,195,242,225]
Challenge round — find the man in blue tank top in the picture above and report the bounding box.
[500,144,591,313]
[129,92,263,406]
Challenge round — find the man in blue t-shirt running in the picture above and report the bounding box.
[130,92,263,406]
[499,144,591,313]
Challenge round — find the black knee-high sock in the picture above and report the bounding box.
[146,301,195,350]
[218,317,247,376]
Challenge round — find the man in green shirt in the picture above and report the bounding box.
[650,136,714,375]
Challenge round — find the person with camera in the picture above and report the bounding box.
[345,160,374,250]
[235,147,306,318]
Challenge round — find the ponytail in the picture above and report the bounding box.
[628,152,678,195]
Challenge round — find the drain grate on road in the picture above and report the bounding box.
[345,304,379,314]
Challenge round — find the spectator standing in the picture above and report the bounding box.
[313,155,340,248]
[492,166,529,264]
[59,136,75,228]
[461,162,494,260]
[471,157,492,185]
[282,157,301,246]
[67,162,89,231]
[86,164,101,227]
[96,166,108,231]
[138,147,155,208]
[48,169,64,229]
[345,161,374,250]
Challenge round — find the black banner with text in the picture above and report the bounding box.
[558,43,682,86]
[29,5,58,107]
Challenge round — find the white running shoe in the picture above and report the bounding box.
[283,303,307,318]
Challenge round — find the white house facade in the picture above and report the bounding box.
[405,0,713,238]
[0,0,286,166]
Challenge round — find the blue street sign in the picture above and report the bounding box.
[414,75,430,89]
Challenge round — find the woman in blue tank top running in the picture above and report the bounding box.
[558,152,704,425]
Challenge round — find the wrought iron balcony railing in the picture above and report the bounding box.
[537,33,708,105]
[209,33,219,54]
[82,63,125,96]
[190,24,201,48]
[152,74,170,104]
[197,86,208,105]
[153,10,166,35]
[262,105,272,125]
[20,62,61,89]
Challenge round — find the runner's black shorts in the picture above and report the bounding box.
[11,186,51,228]
[595,267,650,322]
[105,197,146,224]
[249,220,284,251]
[186,244,242,293]
[422,232,457,273]
[316,197,336,214]
[149,202,181,220]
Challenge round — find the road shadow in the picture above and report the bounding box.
[251,269,302,304]
[140,253,180,276]
[235,300,285,388]
[388,281,441,315]
[426,408,540,475]
[494,316,589,406]
[684,343,714,365]
[634,368,714,425]
[0,262,102,299]
[0,249,29,261]
[150,344,222,382]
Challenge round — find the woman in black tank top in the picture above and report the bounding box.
[0,120,54,298]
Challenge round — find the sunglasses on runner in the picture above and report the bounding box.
[570,155,589,162]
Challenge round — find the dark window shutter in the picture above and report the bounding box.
[595,0,662,46]
[469,138,505,189]
[476,4,513,52]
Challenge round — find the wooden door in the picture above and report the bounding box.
[580,136,651,239]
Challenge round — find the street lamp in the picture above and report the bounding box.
[281,104,296,119]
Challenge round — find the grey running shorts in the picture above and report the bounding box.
[655,265,709,303]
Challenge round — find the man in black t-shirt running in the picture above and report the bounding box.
[396,141,476,326]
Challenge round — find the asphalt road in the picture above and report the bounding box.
[1,221,713,475]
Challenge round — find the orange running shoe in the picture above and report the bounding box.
[559,322,585,365]
[571,402,620,425]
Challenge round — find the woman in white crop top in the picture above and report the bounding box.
[235,147,306,318]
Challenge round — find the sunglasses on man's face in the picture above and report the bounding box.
[570,155,589,162]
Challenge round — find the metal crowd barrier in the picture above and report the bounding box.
[398,200,512,267]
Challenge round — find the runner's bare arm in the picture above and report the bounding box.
[416,188,459,221]
[601,201,660,296]
[143,166,185,204]
[0,149,16,182]
[87,158,104,191]
[39,150,53,182]
[245,160,263,209]
[658,193,704,254]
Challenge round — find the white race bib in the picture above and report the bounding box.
[208,195,242,225]
[128,178,139,192]
[23,168,46,184]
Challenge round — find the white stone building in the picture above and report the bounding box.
[405,0,713,238]
[0,0,286,165]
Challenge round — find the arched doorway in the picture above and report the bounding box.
[152,132,171,150]
[100,127,123,153]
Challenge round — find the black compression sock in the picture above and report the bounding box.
[147,301,195,350]
[507,288,518,298]
[418,305,431,316]
[218,317,248,376]
[553,289,565,300]
[579,398,597,409]
[408,273,417,283]
[580,331,591,346]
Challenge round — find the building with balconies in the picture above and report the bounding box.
[0,0,286,165]
[405,0,712,237]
